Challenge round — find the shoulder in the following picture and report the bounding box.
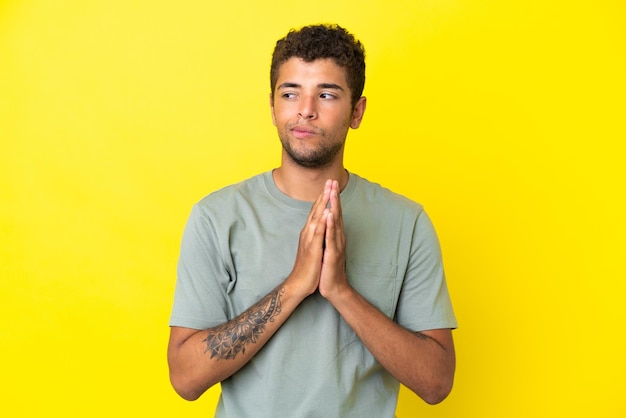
[195,172,268,211]
[349,173,424,215]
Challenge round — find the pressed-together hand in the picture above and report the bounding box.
[318,180,349,300]
[287,179,350,299]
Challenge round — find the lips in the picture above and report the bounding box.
[290,124,318,139]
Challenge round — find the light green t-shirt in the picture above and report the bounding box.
[170,171,457,418]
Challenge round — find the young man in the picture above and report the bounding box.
[168,24,457,417]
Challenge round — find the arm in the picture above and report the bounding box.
[168,282,306,401]
[319,181,456,404]
[325,287,455,404]
[168,184,332,401]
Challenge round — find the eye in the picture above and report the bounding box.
[320,92,337,100]
[282,92,297,99]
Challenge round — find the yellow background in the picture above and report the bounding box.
[1,0,625,416]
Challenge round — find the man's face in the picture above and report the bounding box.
[271,58,366,169]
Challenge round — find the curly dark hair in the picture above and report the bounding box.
[270,24,366,108]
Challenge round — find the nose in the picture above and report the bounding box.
[298,96,317,120]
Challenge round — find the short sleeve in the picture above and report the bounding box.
[169,204,232,329]
[395,210,457,332]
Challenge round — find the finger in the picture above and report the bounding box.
[305,208,328,247]
[324,211,335,253]
[306,182,331,224]
[325,209,346,255]
[329,181,344,230]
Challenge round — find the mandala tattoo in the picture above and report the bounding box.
[202,287,285,360]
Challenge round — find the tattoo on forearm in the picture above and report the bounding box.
[202,287,285,360]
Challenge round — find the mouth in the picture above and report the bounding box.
[290,125,318,139]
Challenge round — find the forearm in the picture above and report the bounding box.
[326,286,455,405]
[168,281,307,401]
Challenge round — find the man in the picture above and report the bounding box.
[168,24,457,417]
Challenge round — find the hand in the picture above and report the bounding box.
[286,180,333,297]
[318,180,350,300]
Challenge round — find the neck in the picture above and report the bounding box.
[273,161,349,202]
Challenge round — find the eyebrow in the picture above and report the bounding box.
[277,82,345,91]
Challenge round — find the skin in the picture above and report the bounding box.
[168,57,455,405]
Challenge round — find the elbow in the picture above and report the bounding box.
[169,371,214,402]
[168,328,219,401]
[422,387,451,405]
[419,377,454,405]
[406,371,454,405]
[170,377,200,401]
[173,387,202,402]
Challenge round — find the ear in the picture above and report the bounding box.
[350,96,367,129]
[269,93,277,126]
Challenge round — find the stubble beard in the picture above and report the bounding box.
[278,126,348,169]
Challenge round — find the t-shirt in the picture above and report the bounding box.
[170,171,457,418]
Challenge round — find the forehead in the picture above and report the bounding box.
[275,57,348,88]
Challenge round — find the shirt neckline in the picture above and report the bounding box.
[262,170,357,212]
